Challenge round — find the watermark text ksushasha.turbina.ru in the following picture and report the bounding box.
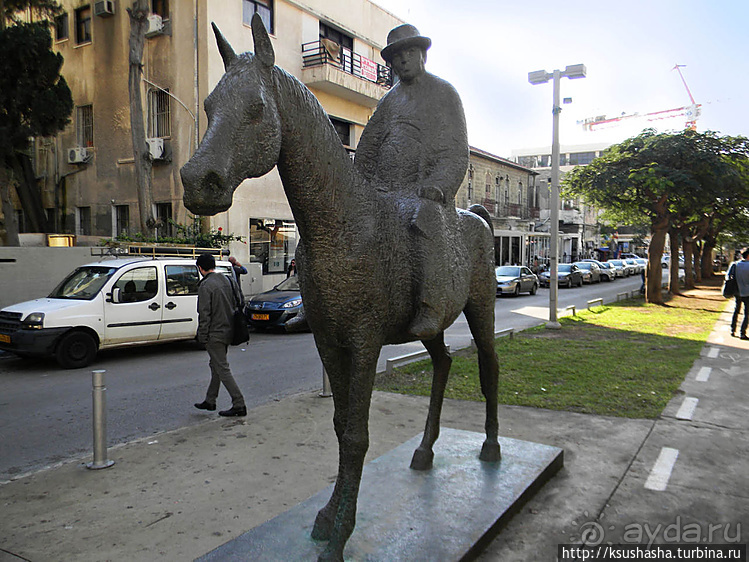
[558,544,746,561]
[572,515,742,547]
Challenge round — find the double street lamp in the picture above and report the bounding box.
[528,64,586,329]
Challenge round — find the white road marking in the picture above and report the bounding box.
[695,367,711,382]
[707,347,720,359]
[645,447,679,491]
[675,397,698,420]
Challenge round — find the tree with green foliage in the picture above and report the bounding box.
[0,0,71,244]
[564,130,749,304]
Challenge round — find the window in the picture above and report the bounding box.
[76,105,94,147]
[113,267,158,303]
[165,265,200,296]
[518,181,523,205]
[250,218,297,274]
[495,175,501,204]
[148,88,171,138]
[243,0,273,34]
[329,117,351,147]
[77,206,92,236]
[55,13,69,41]
[155,202,173,237]
[114,205,129,237]
[504,177,509,203]
[569,152,596,166]
[151,0,169,18]
[320,22,353,72]
[75,6,92,44]
[45,208,57,232]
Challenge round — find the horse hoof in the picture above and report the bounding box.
[318,548,344,562]
[410,448,434,471]
[479,441,501,462]
[311,510,334,541]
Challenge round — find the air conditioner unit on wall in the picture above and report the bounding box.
[94,0,115,17]
[68,147,89,164]
[145,14,163,37]
[146,138,165,160]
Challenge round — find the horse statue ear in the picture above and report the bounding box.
[211,22,237,70]
[251,13,275,68]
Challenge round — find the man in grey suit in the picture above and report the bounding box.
[194,253,246,416]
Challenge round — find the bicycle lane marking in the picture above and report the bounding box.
[644,447,679,491]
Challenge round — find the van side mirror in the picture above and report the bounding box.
[110,288,122,304]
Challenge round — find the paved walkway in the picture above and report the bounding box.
[1,295,746,561]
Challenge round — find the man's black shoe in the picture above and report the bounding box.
[219,406,247,417]
[741,335,749,341]
[194,401,216,411]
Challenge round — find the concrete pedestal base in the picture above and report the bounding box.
[197,428,563,561]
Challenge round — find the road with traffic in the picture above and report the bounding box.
[0,274,645,481]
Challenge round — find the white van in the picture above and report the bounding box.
[0,255,233,368]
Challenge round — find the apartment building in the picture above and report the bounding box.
[511,143,612,262]
[27,0,401,289]
[455,147,543,268]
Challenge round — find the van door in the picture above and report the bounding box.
[159,264,200,340]
[103,265,162,345]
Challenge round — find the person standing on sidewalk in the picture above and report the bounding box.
[733,247,749,340]
[194,253,247,416]
[727,252,742,337]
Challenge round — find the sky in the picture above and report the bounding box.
[370,0,749,158]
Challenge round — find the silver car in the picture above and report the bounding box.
[581,259,616,281]
[495,265,539,296]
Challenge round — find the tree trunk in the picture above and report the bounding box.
[646,214,670,304]
[682,237,695,289]
[0,166,20,246]
[669,226,682,294]
[10,152,48,233]
[702,240,717,277]
[128,0,154,237]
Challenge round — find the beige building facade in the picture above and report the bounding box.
[20,0,402,289]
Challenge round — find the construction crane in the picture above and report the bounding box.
[579,64,701,132]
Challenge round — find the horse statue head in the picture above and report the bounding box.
[181,16,282,216]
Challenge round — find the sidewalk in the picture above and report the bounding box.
[1,298,746,561]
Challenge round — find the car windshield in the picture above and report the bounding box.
[610,260,623,266]
[575,262,591,269]
[558,264,573,272]
[274,275,300,291]
[49,266,118,300]
[496,266,520,276]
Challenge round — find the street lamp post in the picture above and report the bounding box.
[528,64,586,329]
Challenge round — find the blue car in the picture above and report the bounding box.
[244,276,307,331]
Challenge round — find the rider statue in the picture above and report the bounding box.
[355,24,470,340]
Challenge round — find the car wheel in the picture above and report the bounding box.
[55,330,97,369]
[577,277,583,287]
[513,285,520,297]
[530,283,538,295]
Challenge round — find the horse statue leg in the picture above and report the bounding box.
[410,332,451,471]
[311,345,350,543]
[464,297,501,462]
[315,344,381,562]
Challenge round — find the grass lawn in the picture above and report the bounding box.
[375,280,726,419]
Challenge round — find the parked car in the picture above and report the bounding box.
[634,258,648,272]
[538,263,583,288]
[624,258,642,274]
[605,260,626,278]
[581,259,615,282]
[495,266,538,296]
[0,255,234,368]
[608,259,632,276]
[573,261,601,283]
[244,275,308,331]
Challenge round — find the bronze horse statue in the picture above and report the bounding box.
[181,15,501,562]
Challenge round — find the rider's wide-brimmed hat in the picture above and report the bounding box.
[380,24,431,63]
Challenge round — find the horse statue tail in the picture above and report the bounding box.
[468,204,492,229]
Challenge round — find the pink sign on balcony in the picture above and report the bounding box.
[360,56,378,82]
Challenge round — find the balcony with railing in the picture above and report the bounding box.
[301,40,393,108]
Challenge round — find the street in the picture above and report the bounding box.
[0,275,645,481]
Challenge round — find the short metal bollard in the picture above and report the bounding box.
[320,365,332,398]
[87,370,115,470]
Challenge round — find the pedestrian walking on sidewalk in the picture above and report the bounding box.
[733,248,749,340]
[194,253,247,417]
[727,252,742,337]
